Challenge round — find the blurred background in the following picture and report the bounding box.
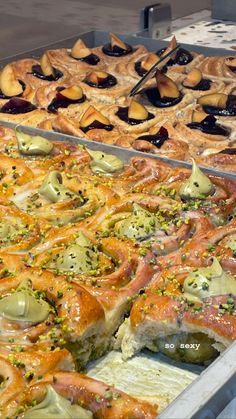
[1,0,211,57]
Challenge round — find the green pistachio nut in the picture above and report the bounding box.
[183,257,236,301]
[179,159,215,200]
[24,385,93,419]
[39,171,76,203]
[86,148,124,174]
[115,203,157,240]
[56,233,98,274]
[16,131,54,156]
[0,223,15,240]
[0,279,50,324]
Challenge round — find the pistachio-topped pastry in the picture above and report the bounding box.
[183,257,236,301]
[32,52,63,81]
[179,159,215,200]
[0,64,24,98]
[71,38,100,66]
[115,203,157,240]
[80,106,114,132]
[145,70,182,108]
[16,130,54,156]
[56,232,99,274]
[39,171,77,202]
[24,385,92,419]
[86,148,123,174]
[0,279,50,324]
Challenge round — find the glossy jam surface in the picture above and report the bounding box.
[187,115,230,136]
[76,53,100,65]
[0,80,25,99]
[81,120,114,133]
[84,74,117,89]
[157,47,193,68]
[116,106,154,125]
[134,61,147,77]
[185,79,212,91]
[203,95,236,116]
[0,98,37,114]
[32,64,63,81]
[102,43,133,57]
[220,148,236,155]
[137,126,169,148]
[48,89,86,113]
[145,87,182,108]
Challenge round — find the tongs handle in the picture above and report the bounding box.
[129,44,181,97]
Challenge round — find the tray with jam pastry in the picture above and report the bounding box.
[1,31,236,175]
[0,123,235,418]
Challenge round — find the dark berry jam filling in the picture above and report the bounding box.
[137,126,169,148]
[102,43,133,57]
[81,121,114,133]
[32,65,63,81]
[0,98,37,114]
[203,95,236,117]
[0,80,25,99]
[134,61,147,77]
[145,87,182,108]
[48,91,86,113]
[157,47,193,68]
[116,107,155,125]
[84,74,117,89]
[184,79,212,91]
[74,53,100,66]
[220,148,236,155]
[187,115,230,136]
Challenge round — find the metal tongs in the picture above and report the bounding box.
[129,43,181,97]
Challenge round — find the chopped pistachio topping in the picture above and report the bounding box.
[39,171,77,203]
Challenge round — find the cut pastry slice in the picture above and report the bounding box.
[198,55,236,82]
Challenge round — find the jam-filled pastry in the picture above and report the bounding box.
[46,38,106,76]
[198,54,236,82]
[0,97,52,126]
[0,64,34,106]
[107,51,160,84]
[35,83,86,111]
[93,32,148,66]
[107,99,164,134]
[3,373,157,419]
[170,109,233,157]
[197,93,236,126]
[133,123,189,159]
[11,52,70,91]
[180,68,226,98]
[116,260,236,363]
[140,70,194,115]
[77,70,131,104]
[157,36,204,76]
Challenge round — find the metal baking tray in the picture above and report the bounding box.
[0,121,235,418]
[0,30,232,66]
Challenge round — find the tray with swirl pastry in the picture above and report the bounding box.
[0,122,235,418]
[0,31,236,175]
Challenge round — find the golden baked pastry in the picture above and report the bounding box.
[198,54,236,82]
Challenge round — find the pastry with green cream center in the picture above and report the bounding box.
[24,385,92,419]
[86,148,123,174]
[39,171,77,203]
[16,130,54,156]
[114,203,157,240]
[183,257,236,302]
[0,279,50,324]
[179,159,215,200]
[56,232,99,274]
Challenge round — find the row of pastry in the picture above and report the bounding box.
[0,124,236,417]
[0,34,236,172]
